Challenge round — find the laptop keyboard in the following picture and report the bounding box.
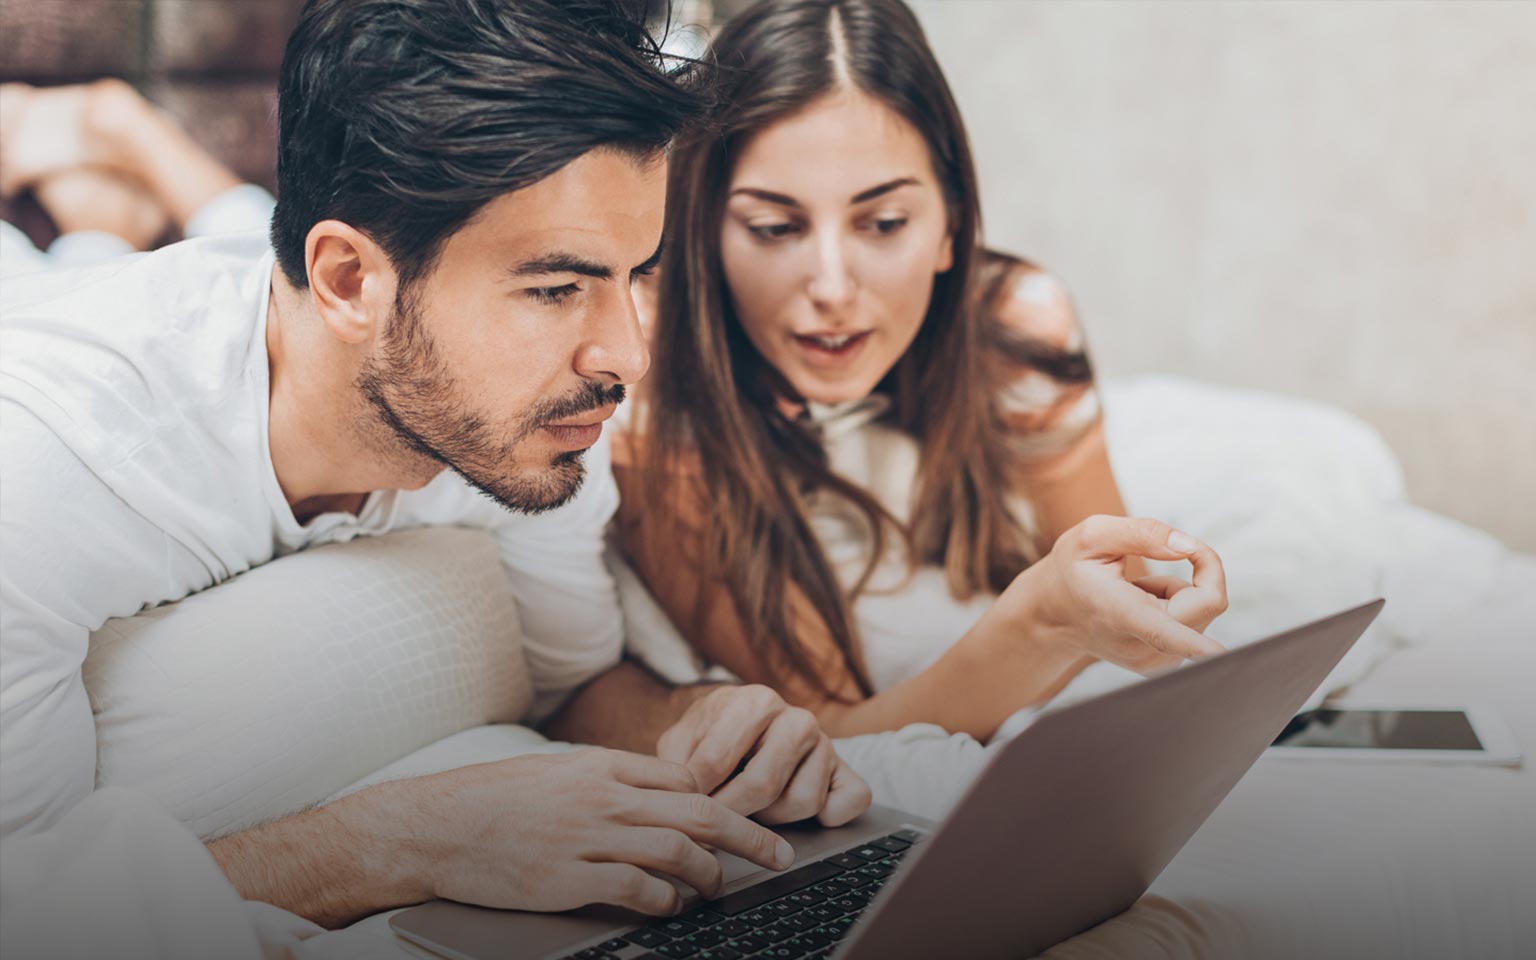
[557,829,925,960]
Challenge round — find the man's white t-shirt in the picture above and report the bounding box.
[0,232,625,838]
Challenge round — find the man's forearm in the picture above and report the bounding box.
[206,777,435,929]
[542,658,726,753]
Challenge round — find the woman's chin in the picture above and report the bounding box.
[794,375,882,409]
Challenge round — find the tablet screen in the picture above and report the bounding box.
[1272,709,1484,750]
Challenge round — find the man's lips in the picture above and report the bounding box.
[545,404,618,430]
[541,404,617,449]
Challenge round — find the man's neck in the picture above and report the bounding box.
[264,266,437,520]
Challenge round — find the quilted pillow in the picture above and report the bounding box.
[84,527,531,839]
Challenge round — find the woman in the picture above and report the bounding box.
[617,0,1229,741]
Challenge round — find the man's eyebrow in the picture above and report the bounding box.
[729,176,922,209]
[505,253,613,281]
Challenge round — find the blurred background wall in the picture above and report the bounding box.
[4,0,1533,548]
[903,0,1536,550]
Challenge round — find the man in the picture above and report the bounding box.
[0,0,869,930]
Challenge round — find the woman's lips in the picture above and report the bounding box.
[792,330,872,368]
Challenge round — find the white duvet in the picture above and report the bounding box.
[3,377,1530,960]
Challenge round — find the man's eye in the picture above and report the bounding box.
[747,222,800,241]
[527,283,579,304]
[869,217,909,236]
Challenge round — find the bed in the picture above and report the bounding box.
[11,377,1527,960]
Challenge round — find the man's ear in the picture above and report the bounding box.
[304,221,397,345]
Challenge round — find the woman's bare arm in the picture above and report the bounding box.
[612,461,1088,741]
[990,266,1146,577]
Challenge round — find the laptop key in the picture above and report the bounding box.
[759,922,797,942]
[870,835,911,853]
[627,929,672,948]
[681,907,726,928]
[600,941,631,952]
[724,936,768,953]
[824,854,865,870]
[657,919,699,938]
[889,828,924,843]
[716,919,752,937]
[846,846,886,862]
[695,949,743,960]
[655,943,700,958]
[782,913,819,932]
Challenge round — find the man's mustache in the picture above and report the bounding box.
[531,381,627,429]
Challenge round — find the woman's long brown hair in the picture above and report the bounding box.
[635,0,1035,700]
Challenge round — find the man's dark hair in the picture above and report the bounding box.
[270,0,707,290]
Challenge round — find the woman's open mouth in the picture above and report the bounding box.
[792,330,872,366]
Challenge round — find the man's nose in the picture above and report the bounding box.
[575,285,651,385]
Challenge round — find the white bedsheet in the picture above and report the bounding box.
[5,379,1530,959]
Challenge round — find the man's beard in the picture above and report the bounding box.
[356,292,624,514]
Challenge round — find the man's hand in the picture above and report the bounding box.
[210,747,798,925]
[420,749,795,916]
[657,685,872,827]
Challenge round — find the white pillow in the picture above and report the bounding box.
[84,527,531,839]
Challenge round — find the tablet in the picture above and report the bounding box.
[1267,700,1522,767]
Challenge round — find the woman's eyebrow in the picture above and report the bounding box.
[730,187,799,207]
[850,176,920,204]
[729,176,922,209]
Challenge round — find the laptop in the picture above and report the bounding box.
[392,599,1384,960]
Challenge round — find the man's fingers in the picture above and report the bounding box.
[604,750,699,794]
[712,709,820,817]
[594,826,724,899]
[581,863,682,917]
[682,693,780,796]
[635,789,795,872]
[818,758,873,827]
[656,717,705,769]
[754,737,837,826]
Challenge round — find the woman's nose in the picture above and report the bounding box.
[806,232,856,310]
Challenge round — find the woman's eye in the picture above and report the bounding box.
[869,217,909,236]
[747,222,800,241]
[527,283,580,304]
